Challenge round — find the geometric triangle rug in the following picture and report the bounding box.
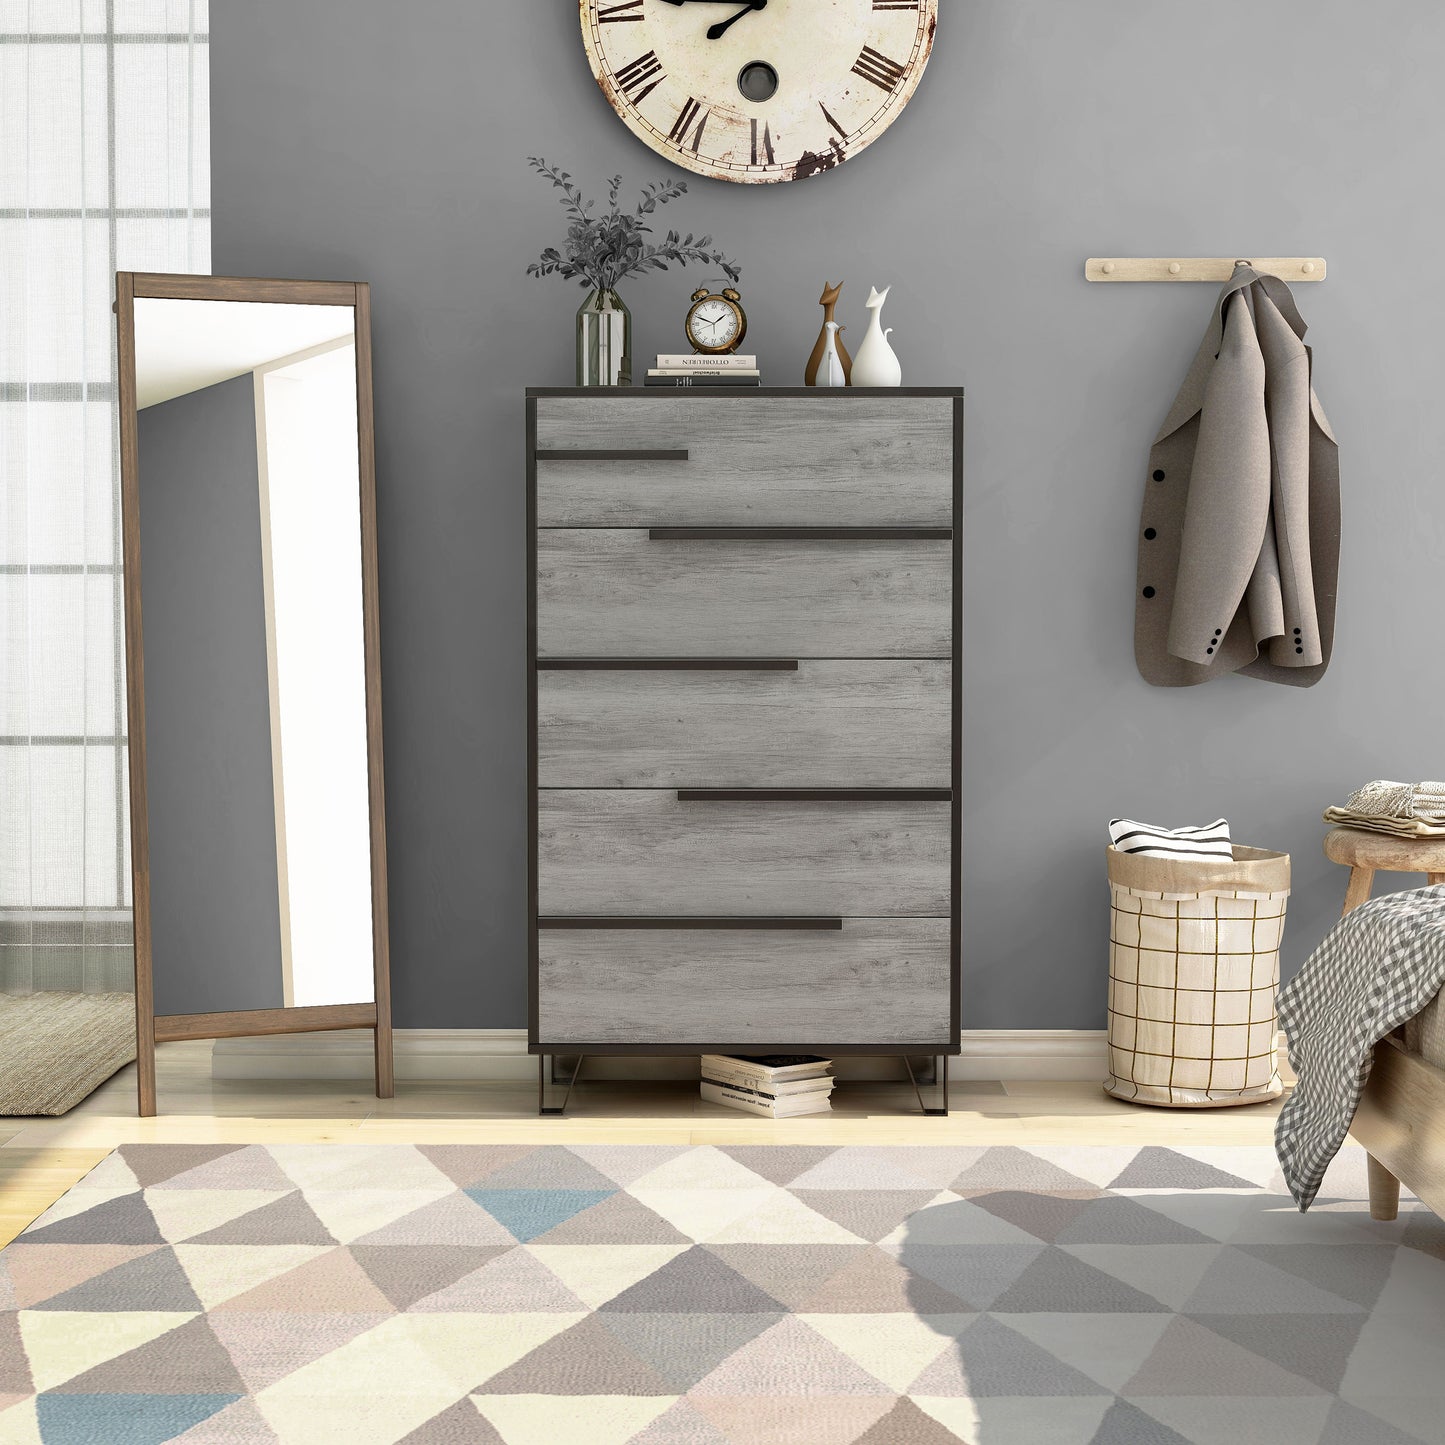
[0,1143,1438,1443]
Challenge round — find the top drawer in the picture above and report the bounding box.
[534,394,955,527]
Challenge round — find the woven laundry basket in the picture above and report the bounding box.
[1104,843,1290,1107]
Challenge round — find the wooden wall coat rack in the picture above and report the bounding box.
[1085,257,1326,283]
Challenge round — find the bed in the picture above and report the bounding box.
[1351,994,1445,1219]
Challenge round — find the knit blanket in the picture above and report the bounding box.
[1323,779,1445,837]
[1276,885,1445,1208]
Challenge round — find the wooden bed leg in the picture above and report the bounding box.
[1367,1153,1401,1222]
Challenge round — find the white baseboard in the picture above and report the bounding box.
[208,1028,1108,1084]
[956,1029,1108,1082]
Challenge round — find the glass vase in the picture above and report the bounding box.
[576,288,632,387]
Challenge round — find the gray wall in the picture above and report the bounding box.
[139,375,286,1017]
[210,1,1445,1031]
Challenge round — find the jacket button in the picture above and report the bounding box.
[1142,586,1156,598]
[1152,469,1166,482]
[1143,527,1157,540]
[1294,628,1301,635]
[1296,647,1304,654]
[1214,629,1222,636]
[1207,647,1215,655]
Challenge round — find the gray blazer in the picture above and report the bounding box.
[1134,265,1340,688]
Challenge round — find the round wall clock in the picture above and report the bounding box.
[580,0,938,185]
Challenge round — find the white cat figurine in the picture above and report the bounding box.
[850,285,902,387]
[817,320,847,388]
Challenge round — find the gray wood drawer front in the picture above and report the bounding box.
[537,530,951,659]
[538,790,950,916]
[538,919,951,1046]
[536,395,953,527]
[538,661,950,788]
[528,389,962,1060]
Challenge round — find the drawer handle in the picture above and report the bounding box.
[648,526,951,541]
[538,916,843,930]
[537,449,688,462]
[676,788,953,802]
[537,658,799,671]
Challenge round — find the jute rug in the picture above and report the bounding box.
[0,992,135,1116]
[0,1143,1440,1443]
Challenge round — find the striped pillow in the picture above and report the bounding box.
[1108,816,1232,861]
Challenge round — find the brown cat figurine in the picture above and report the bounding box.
[805,280,852,385]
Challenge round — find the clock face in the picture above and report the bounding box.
[688,296,741,348]
[580,0,938,185]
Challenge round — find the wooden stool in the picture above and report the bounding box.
[1324,827,1445,918]
[1324,826,1445,1220]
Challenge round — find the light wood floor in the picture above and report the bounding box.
[0,1041,1289,1248]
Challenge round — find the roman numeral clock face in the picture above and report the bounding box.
[582,0,938,184]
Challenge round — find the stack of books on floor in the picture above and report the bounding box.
[699,1054,834,1117]
[646,354,761,388]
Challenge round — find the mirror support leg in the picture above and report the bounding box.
[136,1024,156,1118]
[539,1054,585,1116]
[373,1018,394,1099]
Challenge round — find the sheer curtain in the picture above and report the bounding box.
[0,1,209,995]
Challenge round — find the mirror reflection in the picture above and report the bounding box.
[135,298,375,1015]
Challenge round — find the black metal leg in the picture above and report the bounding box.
[903,1054,949,1116]
[538,1053,584,1116]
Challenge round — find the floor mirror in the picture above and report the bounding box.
[115,274,392,1115]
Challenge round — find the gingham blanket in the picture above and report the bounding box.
[1276,885,1445,1209]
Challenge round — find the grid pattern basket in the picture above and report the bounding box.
[1104,843,1290,1108]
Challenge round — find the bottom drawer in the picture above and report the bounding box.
[536,918,951,1046]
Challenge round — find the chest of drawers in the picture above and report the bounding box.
[526,388,962,1089]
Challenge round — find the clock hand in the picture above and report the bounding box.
[653,0,767,38]
[706,0,765,40]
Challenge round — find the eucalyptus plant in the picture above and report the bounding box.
[526,157,740,295]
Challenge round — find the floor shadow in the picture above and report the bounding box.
[897,1148,1445,1444]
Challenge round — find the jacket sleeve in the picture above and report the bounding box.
[1166,293,1272,665]
[1253,293,1319,665]
[1246,510,1284,643]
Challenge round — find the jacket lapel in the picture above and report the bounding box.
[1250,270,1338,443]
[1152,265,1261,444]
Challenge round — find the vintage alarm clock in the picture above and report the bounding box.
[684,285,747,355]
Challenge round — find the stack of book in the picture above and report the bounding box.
[646,354,761,388]
[699,1054,834,1117]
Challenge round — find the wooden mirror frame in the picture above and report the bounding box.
[115,272,393,1115]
